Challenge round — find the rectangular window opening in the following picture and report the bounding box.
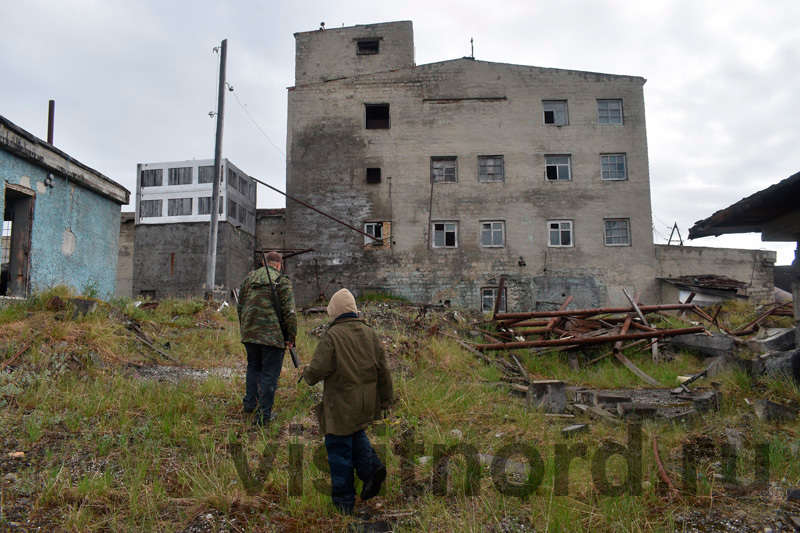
[167,198,192,216]
[357,40,380,55]
[604,218,631,246]
[141,169,163,187]
[364,222,385,246]
[198,196,212,215]
[432,222,458,248]
[601,154,627,180]
[140,199,163,218]
[543,100,568,126]
[366,168,382,184]
[598,99,623,125]
[480,221,505,247]
[545,155,571,181]
[198,165,216,184]
[431,157,457,183]
[478,156,504,183]
[365,104,390,129]
[167,167,193,185]
[548,220,573,247]
[481,287,507,313]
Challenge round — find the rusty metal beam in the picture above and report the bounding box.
[495,303,694,321]
[471,326,705,351]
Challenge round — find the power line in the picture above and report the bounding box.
[227,83,286,159]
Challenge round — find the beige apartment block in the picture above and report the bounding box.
[284,20,657,310]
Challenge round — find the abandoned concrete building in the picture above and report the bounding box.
[284,21,660,309]
[1,115,129,299]
[132,159,256,299]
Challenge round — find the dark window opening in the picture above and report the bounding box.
[168,167,193,185]
[357,40,380,55]
[366,104,390,129]
[366,168,382,184]
[198,165,215,184]
[544,111,555,124]
[141,169,163,187]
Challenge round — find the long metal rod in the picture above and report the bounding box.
[471,326,705,351]
[205,39,227,300]
[496,303,694,321]
[251,176,381,242]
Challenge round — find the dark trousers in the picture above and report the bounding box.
[325,429,383,511]
[243,343,285,419]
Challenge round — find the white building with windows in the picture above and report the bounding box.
[132,159,257,299]
[283,20,657,310]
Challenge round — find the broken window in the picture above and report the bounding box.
[431,157,457,183]
[1,220,11,265]
[364,222,385,245]
[478,156,504,182]
[198,165,216,184]
[432,222,458,248]
[141,169,163,187]
[604,218,630,246]
[548,220,573,247]
[238,175,249,194]
[228,199,238,221]
[365,104,390,129]
[366,168,382,184]
[167,198,192,216]
[481,287,507,313]
[227,167,238,185]
[598,99,623,125]
[481,221,505,247]
[198,196,212,215]
[545,155,571,181]
[601,154,627,180]
[543,100,568,126]
[168,167,193,185]
[140,199,162,218]
[357,39,380,55]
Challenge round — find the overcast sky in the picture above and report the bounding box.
[3,0,798,264]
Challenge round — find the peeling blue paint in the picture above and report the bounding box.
[1,153,121,299]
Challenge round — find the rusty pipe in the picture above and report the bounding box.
[471,326,705,351]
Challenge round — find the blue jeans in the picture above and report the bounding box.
[325,429,383,511]
[243,343,285,419]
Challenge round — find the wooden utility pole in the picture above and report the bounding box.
[205,39,227,301]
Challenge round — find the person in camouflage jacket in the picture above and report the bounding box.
[237,251,297,425]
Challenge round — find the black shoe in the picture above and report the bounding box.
[360,465,386,501]
[335,503,355,515]
[253,412,278,426]
[243,405,257,414]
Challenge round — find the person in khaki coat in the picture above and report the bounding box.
[302,288,393,514]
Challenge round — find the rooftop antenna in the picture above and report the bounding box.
[470,37,474,59]
[320,22,325,30]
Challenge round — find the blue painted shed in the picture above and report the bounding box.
[1,115,130,299]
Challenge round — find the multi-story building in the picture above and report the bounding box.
[132,159,256,299]
[284,21,657,309]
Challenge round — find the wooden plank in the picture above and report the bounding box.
[623,288,659,362]
[612,351,661,386]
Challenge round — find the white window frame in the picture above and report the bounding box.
[601,154,627,181]
[480,221,505,247]
[167,198,192,216]
[604,218,631,246]
[364,222,385,246]
[481,287,507,313]
[542,100,568,126]
[431,157,457,183]
[432,221,458,248]
[548,220,573,247]
[139,199,163,218]
[478,155,504,183]
[597,99,623,125]
[545,155,571,181]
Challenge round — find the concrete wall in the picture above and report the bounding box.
[654,244,776,303]
[132,221,254,299]
[1,153,122,299]
[116,212,135,298]
[285,22,656,309]
[255,209,286,251]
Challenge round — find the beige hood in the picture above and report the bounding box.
[327,288,358,319]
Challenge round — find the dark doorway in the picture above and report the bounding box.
[2,184,35,297]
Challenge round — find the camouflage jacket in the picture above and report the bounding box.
[237,266,297,348]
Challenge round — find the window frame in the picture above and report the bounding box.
[548,219,574,247]
[480,220,505,248]
[356,39,380,55]
[545,155,571,181]
[364,222,385,246]
[167,167,193,186]
[604,218,631,246]
[139,199,163,218]
[198,165,215,184]
[481,287,507,313]
[365,104,390,129]
[167,198,193,216]
[542,100,568,126]
[601,154,628,181]
[478,155,504,183]
[597,99,623,125]
[366,167,382,184]
[140,169,163,188]
[431,221,458,248]
[431,157,458,183]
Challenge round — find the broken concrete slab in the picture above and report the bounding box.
[747,328,796,354]
[593,393,632,409]
[68,297,98,316]
[566,386,587,403]
[587,405,619,422]
[561,424,589,438]
[725,428,743,454]
[574,390,595,405]
[693,390,722,413]
[617,402,658,418]
[752,349,800,384]
[670,332,735,358]
[752,399,798,422]
[706,354,753,378]
[526,380,566,414]
[667,409,698,425]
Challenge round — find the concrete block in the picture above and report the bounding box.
[574,390,595,405]
[593,393,632,409]
[725,428,743,454]
[566,386,587,402]
[68,297,97,316]
[561,424,589,438]
[747,328,796,354]
[526,380,566,414]
[752,399,798,422]
[752,349,800,384]
[693,390,722,413]
[670,333,735,358]
[706,355,753,378]
[616,402,658,418]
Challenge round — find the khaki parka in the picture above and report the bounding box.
[303,317,393,436]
